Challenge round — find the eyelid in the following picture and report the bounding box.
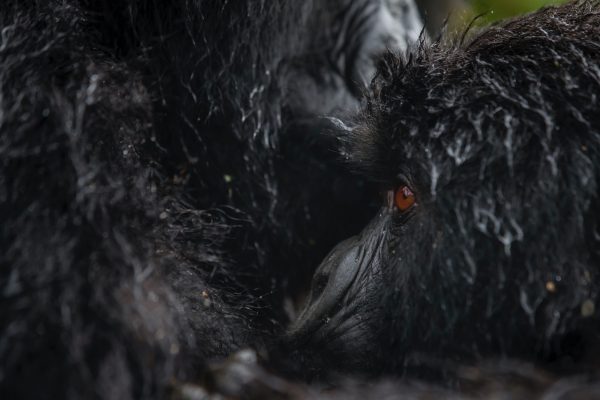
[396,172,415,189]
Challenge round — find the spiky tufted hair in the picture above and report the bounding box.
[347,0,600,371]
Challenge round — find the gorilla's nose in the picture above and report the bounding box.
[288,209,390,343]
[288,236,362,341]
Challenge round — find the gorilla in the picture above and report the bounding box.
[206,2,600,396]
[273,0,600,387]
[2,1,600,400]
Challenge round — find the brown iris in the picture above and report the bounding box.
[394,185,416,211]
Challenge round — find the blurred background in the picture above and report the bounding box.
[416,0,568,35]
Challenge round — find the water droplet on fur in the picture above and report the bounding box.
[582,300,595,317]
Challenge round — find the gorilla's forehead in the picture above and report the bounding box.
[350,3,600,198]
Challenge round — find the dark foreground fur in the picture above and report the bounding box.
[0,0,425,398]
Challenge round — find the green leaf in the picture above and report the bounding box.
[469,0,568,23]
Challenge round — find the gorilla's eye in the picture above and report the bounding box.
[394,185,416,211]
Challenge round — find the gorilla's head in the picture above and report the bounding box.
[285,2,600,379]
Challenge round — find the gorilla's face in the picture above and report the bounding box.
[287,124,442,374]
[285,3,600,378]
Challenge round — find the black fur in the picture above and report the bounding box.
[3,0,600,399]
[0,0,425,398]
